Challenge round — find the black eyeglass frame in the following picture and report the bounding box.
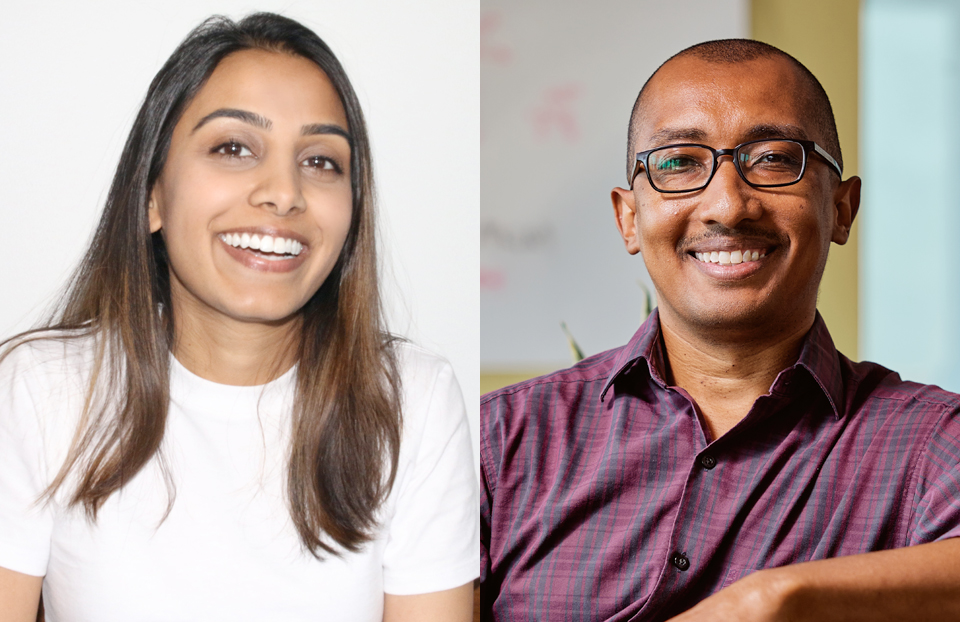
[629,138,843,193]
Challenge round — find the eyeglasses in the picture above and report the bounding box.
[629,139,843,193]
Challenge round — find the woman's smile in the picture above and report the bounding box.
[216,227,309,272]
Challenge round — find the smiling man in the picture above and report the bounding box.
[480,40,960,621]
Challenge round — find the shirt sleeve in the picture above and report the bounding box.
[382,351,479,594]
[908,404,960,545]
[0,344,54,576]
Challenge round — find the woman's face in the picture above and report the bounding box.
[149,49,353,329]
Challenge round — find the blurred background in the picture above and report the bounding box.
[483,0,954,394]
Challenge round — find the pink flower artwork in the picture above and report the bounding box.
[530,83,582,142]
[481,12,512,65]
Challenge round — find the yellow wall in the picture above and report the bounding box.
[751,0,860,359]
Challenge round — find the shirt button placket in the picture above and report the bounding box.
[668,454,717,577]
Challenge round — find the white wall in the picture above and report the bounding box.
[0,1,479,468]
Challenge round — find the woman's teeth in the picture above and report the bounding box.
[694,250,765,265]
[218,233,303,258]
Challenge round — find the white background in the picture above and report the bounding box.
[0,1,480,469]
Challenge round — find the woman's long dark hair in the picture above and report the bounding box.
[9,13,401,557]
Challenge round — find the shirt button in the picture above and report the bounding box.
[671,553,690,571]
[699,454,717,469]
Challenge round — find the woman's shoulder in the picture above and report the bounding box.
[0,330,96,458]
[0,329,96,376]
[392,340,461,402]
[393,339,454,376]
[390,340,466,438]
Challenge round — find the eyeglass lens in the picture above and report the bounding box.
[647,140,806,191]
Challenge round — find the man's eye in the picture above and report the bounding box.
[301,155,341,173]
[656,155,699,172]
[212,141,253,158]
[753,151,801,167]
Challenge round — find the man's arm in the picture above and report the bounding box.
[668,538,960,621]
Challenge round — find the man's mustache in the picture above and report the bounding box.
[677,223,787,250]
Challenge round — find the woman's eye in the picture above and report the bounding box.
[301,155,341,173]
[212,141,253,158]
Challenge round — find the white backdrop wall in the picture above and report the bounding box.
[481,0,748,368]
[0,1,480,471]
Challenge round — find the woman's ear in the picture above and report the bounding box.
[148,189,163,233]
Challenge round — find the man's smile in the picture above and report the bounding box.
[692,248,766,264]
[679,232,784,280]
[680,229,784,274]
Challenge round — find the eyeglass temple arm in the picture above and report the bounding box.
[629,156,644,188]
[813,142,843,177]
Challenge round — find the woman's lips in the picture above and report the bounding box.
[217,234,309,273]
[218,232,304,256]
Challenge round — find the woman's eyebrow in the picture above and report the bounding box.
[301,123,352,145]
[192,108,272,133]
[191,110,351,145]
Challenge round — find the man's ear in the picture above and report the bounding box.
[148,188,163,233]
[831,175,861,245]
[611,187,642,255]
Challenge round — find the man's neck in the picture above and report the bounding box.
[658,312,813,441]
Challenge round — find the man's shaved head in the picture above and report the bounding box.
[626,39,842,182]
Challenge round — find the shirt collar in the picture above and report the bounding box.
[600,310,845,419]
[600,308,667,402]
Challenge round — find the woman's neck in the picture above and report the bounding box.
[170,303,300,386]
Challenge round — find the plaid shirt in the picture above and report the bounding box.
[481,311,960,621]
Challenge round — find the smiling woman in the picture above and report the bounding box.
[0,13,476,622]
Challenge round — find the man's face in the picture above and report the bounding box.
[612,55,859,339]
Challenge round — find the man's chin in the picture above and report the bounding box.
[659,301,812,340]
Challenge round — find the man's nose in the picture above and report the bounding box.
[696,155,762,226]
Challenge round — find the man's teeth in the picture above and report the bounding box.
[218,233,303,256]
[694,250,765,265]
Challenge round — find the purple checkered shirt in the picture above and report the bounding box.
[480,310,960,621]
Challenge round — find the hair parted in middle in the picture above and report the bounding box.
[13,12,402,558]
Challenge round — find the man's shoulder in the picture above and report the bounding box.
[481,346,625,412]
[843,355,960,418]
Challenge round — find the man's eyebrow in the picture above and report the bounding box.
[645,128,708,148]
[641,124,811,150]
[301,123,352,145]
[742,124,809,142]
[192,108,271,133]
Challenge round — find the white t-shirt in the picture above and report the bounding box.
[0,335,478,621]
